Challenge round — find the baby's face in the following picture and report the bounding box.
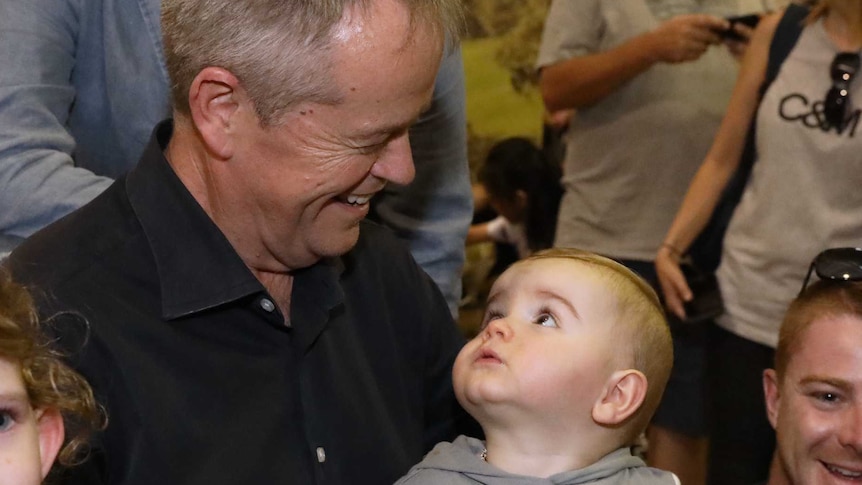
[0,357,49,485]
[453,258,620,426]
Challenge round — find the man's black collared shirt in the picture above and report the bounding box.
[7,122,470,484]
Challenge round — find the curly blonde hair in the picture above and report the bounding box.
[0,269,103,466]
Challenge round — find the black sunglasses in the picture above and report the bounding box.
[824,52,860,130]
[799,247,862,296]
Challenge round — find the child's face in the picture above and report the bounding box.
[0,357,61,485]
[453,258,620,426]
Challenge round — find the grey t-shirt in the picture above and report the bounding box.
[716,18,862,347]
[536,0,751,261]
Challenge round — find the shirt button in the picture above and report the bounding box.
[259,298,275,313]
[316,447,326,463]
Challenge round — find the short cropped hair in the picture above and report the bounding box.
[521,248,672,442]
[0,270,103,466]
[775,280,862,381]
[162,0,464,125]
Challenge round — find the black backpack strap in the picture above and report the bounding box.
[688,4,809,272]
[764,3,810,91]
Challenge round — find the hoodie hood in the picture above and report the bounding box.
[398,435,678,485]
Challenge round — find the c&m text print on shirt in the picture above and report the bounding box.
[779,92,860,137]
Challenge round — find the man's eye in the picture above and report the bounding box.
[356,143,386,155]
[808,389,845,407]
[534,313,558,328]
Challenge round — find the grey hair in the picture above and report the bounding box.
[162,0,464,126]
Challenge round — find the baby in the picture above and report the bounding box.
[0,270,102,484]
[398,248,677,483]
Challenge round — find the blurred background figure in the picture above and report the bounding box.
[467,137,563,260]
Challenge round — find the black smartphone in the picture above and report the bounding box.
[680,264,725,324]
[719,13,761,41]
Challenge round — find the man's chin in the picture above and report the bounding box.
[317,227,362,259]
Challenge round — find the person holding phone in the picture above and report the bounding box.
[656,1,862,482]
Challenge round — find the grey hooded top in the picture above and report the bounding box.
[395,436,679,485]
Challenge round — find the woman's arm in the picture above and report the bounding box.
[656,11,783,319]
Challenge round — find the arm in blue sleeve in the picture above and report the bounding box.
[0,0,113,243]
[371,46,473,317]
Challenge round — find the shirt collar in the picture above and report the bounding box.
[126,120,264,319]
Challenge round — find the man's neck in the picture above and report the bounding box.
[824,6,862,51]
[254,270,294,320]
[166,118,296,317]
[765,453,790,485]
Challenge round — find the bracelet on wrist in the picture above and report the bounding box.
[661,242,683,258]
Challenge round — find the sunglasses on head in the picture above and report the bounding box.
[824,52,860,129]
[799,247,862,296]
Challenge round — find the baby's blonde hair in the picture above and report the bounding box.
[519,248,672,442]
[0,269,103,467]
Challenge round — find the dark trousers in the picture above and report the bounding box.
[706,324,775,485]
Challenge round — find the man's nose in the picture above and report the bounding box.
[838,403,862,452]
[370,133,415,186]
[482,318,513,341]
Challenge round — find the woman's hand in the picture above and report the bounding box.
[655,245,693,320]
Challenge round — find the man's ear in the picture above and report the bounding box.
[592,369,648,426]
[36,408,65,479]
[187,66,246,159]
[763,368,781,429]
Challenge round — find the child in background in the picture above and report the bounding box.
[0,270,102,484]
[467,138,563,259]
[398,248,678,484]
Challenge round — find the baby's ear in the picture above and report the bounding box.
[36,408,65,479]
[591,369,647,426]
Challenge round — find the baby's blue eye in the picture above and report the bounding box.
[535,313,558,328]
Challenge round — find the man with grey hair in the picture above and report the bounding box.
[0,0,471,319]
[5,0,472,483]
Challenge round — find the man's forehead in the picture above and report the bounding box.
[786,315,862,383]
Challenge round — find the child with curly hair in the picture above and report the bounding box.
[0,270,102,484]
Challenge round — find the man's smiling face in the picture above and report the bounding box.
[226,0,442,270]
[766,314,862,484]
